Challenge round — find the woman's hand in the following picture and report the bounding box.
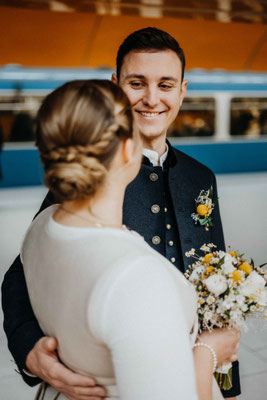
[198,327,240,366]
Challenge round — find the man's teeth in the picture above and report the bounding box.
[139,112,160,117]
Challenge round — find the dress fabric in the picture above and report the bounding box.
[21,205,222,400]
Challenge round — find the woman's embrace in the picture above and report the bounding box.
[21,79,239,400]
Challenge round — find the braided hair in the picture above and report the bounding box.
[36,80,132,201]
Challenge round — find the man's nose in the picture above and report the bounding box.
[142,86,159,107]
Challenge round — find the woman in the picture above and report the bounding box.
[21,80,239,400]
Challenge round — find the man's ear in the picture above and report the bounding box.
[122,138,134,164]
[179,80,188,107]
[111,73,118,85]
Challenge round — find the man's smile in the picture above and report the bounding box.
[136,110,166,118]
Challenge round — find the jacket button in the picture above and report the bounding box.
[151,204,160,214]
[149,173,158,182]
[164,207,168,213]
[170,257,176,263]
[166,224,171,230]
[152,236,161,245]
[168,240,174,247]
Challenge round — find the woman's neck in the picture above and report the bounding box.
[55,180,126,229]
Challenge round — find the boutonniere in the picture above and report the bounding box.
[191,186,216,231]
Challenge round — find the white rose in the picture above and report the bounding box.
[222,258,236,275]
[254,288,267,306]
[241,271,266,297]
[204,274,228,296]
[224,254,234,263]
[218,250,227,259]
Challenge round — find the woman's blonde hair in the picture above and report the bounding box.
[36,80,132,201]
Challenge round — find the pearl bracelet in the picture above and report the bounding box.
[193,341,217,373]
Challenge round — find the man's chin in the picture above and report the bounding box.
[139,129,167,141]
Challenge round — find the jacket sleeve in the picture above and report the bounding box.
[1,190,55,386]
[211,175,241,398]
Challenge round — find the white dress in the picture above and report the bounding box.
[21,205,222,400]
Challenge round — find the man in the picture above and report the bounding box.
[2,27,240,400]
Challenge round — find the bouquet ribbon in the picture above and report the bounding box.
[214,363,233,390]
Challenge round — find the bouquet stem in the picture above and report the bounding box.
[215,367,233,390]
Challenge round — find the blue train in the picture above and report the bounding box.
[0,66,266,187]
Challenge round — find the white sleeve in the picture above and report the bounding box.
[89,255,198,400]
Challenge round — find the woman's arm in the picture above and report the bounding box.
[194,328,240,400]
[193,345,214,400]
[90,255,202,400]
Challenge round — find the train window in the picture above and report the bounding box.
[0,95,43,142]
[230,97,267,137]
[167,97,215,137]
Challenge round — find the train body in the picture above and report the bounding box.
[0,66,266,187]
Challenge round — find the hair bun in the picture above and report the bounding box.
[44,152,107,201]
[36,80,132,202]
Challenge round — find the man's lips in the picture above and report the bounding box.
[135,110,166,118]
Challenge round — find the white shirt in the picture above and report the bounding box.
[142,144,169,167]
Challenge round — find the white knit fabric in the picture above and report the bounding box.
[22,205,201,399]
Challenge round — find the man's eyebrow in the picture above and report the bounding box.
[124,74,179,83]
[124,74,145,80]
[160,76,179,82]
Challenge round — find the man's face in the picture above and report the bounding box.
[113,50,187,142]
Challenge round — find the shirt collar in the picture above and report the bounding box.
[142,144,169,167]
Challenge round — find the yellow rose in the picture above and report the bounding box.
[239,262,252,275]
[197,204,210,217]
[204,253,213,264]
[206,266,214,274]
[229,251,236,258]
[232,270,242,282]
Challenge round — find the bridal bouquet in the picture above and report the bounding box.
[184,244,267,390]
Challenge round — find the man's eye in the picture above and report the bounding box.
[160,84,173,90]
[130,81,143,88]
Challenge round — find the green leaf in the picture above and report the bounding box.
[199,216,212,226]
[217,256,225,267]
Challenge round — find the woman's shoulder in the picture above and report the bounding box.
[31,203,58,228]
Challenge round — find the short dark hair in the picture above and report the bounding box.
[116,27,186,81]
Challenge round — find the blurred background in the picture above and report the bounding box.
[0,1,267,399]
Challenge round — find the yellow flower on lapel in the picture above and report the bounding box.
[191,186,216,231]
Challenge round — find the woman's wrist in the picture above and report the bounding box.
[193,341,217,373]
